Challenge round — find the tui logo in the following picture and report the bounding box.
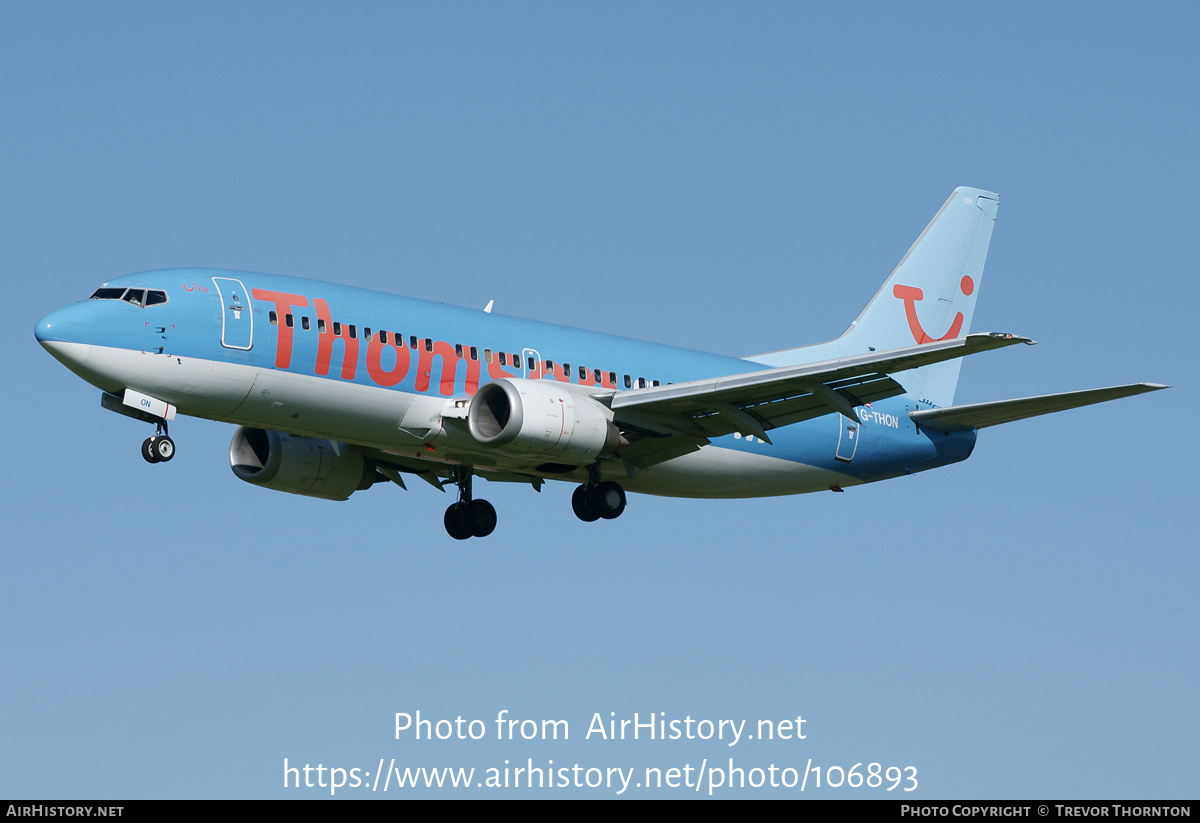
[893,275,974,344]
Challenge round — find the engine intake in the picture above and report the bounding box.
[229,427,377,501]
[467,379,623,464]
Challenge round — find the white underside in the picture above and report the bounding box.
[45,341,858,497]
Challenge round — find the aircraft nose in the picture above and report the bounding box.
[35,302,95,347]
[36,303,95,371]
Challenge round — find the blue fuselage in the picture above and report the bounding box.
[36,268,976,497]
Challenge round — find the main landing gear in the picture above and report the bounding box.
[571,479,627,522]
[140,421,175,464]
[444,467,497,540]
[441,466,625,538]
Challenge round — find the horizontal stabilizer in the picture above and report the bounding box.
[909,383,1169,432]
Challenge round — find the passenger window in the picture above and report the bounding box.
[269,311,278,326]
[302,316,311,331]
[455,344,464,358]
[318,318,327,333]
[527,356,536,371]
[349,325,357,339]
[637,377,646,389]
[410,335,418,349]
[470,346,478,361]
[333,322,342,335]
[484,349,493,363]
[424,338,432,352]
[364,327,372,339]
[498,352,507,366]
[285,314,294,328]
[380,330,389,344]
[624,375,632,389]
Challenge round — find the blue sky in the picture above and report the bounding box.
[2,2,1195,798]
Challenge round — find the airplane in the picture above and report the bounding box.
[34,186,1167,539]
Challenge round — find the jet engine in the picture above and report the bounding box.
[229,426,378,501]
[467,378,624,464]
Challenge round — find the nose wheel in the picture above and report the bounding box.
[444,467,496,539]
[142,435,175,463]
[140,421,175,464]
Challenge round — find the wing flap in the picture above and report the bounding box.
[909,383,1169,432]
[749,375,908,430]
[616,434,709,470]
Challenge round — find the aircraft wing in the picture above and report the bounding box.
[608,332,1033,464]
[908,383,1169,432]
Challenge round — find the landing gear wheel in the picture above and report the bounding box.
[152,435,175,462]
[444,467,498,539]
[591,481,626,520]
[464,499,497,538]
[572,485,600,522]
[141,437,160,464]
[444,503,472,540]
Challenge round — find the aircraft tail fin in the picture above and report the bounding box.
[748,186,1000,407]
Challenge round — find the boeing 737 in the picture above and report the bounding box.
[35,187,1166,539]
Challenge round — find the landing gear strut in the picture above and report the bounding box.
[444,466,497,540]
[572,467,627,522]
[141,420,175,464]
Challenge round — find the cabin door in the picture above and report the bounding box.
[835,417,860,462]
[212,277,253,350]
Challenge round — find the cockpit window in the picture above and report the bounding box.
[88,287,168,307]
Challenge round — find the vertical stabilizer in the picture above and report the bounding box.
[749,186,1000,407]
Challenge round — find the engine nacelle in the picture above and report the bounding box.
[229,427,377,501]
[467,379,623,464]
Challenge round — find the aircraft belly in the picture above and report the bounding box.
[229,368,417,441]
[196,360,446,450]
[68,346,427,447]
[621,445,858,499]
[78,344,248,417]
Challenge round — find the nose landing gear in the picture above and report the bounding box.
[140,421,175,464]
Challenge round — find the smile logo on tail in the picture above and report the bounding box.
[893,275,974,344]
